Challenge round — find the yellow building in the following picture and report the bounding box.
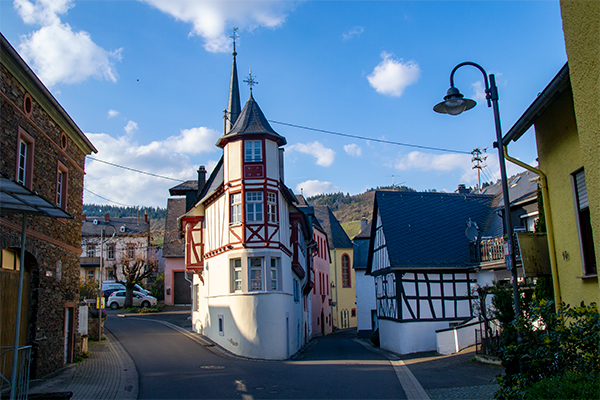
[314,206,356,329]
[503,1,599,308]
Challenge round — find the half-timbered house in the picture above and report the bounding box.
[366,191,496,354]
[177,46,314,359]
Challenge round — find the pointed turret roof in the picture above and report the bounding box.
[216,93,287,147]
[225,50,241,133]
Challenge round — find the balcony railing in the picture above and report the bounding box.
[1,345,32,400]
[470,236,521,264]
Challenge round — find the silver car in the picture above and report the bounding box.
[107,290,157,309]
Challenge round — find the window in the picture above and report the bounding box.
[56,162,68,210]
[193,284,199,312]
[293,278,300,302]
[107,244,115,260]
[127,244,135,259]
[342,254,351,287]
[16,128,34,189]
[270,258,279,290]
[231,258,242,292]
[267,192,278,223]
[245,140,262,162]
[572,169,597,275]
[230,193,242,224]
[87,269,95,281]
[246,192,263,223]
[249,257,263,290]
[87,244,95,257]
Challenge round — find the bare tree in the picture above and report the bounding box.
[113,256,158,308]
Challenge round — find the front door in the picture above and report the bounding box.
[173,271,191,305]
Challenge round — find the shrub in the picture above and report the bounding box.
[80,278,99,300]
[150,272,165,301]
[525,371,600,400]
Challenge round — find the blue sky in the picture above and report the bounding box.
[1,0,567,208]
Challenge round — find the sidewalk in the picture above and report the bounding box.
[28,329,137,400]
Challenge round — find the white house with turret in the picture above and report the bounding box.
[175,42,316,359]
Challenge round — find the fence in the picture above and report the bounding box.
[475,326,501,357]
[0,345,32,400]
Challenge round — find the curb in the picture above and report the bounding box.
[104,329,138,400]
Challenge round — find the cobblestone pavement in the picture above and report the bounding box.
[425,384,499,399]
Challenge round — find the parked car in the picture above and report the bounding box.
[102,280,150,295]
[102,287,122,301]
[107,290,157,310]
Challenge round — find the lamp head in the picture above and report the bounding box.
[433,86,476,116]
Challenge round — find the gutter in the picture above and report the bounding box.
[503,146,562,310]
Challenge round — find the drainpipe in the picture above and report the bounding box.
[333,249,339,329]
[503,146,562,310]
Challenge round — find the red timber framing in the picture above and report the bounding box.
[182,216,204,278]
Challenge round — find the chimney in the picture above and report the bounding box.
[104,213,110,221]
[144,210,148,223]
[198,166,206,194]
[456,184,470,195]
[360,218,368,233]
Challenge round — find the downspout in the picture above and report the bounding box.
[503,146,562,310]
[333,249,339,329]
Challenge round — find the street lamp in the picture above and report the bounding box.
[434,61,521,320]
[98,223,116,339]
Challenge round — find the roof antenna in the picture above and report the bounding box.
[244,69,258,93]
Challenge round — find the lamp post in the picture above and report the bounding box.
[434,61,521,320]
[98,223,116,340]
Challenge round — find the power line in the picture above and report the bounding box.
[87,157,185,182]
[84,188,137,207]
[268,120,472,155]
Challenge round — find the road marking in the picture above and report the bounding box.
[352,339,430,400]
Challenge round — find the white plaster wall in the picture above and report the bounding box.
[226,140,241,182]
[436,322,477,355]
[379,319,450,355]
[355,270,376,333]
[265,139,279,181]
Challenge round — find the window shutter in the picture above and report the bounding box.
[575,170,588,210]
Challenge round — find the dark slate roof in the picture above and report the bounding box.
[295,194,309,206]
[169,180,198,196]
[82,217,149,237]
[163,198,185,257]
[372,191,496,270]
[480,170,538,207]
[215,94,286,147]
[354,220,372,240]
[353,238,370,270]
[314,206,353,249]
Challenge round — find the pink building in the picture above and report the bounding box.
[311,223,333,337]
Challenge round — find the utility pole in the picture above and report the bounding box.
[471,148,487,193]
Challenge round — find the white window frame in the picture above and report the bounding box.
[249,257,263,291]
[230,193,242,225]
[267,192,278,223]
[107,244,115,260]
[246,192,263,223]
[127,244,135,259]
[231,258,242,292]
[87,244,95,258]
[245,140,262,162]
[270,258,280,291]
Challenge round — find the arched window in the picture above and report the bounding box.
[341,254,351,288]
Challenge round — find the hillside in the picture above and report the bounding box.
[307,185,417,238]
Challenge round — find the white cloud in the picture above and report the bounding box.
[15,0,122,87]
[84,127,220,207]
[107,109,119,118]
[367,52,420,97]
[471,81,486,102]
[295,180,340,198]
[343,26,364,40]
[344,143,362,157]
[124,120,138,135]
[287,141,335,167]
[395,151,471,173]
[141,0,296,53]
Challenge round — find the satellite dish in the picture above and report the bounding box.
[93,219,98,225]
[120,226,126,233]
[465,226,479,241]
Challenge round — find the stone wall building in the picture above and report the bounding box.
[1,33,96,378]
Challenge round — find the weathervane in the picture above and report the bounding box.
[244,69,258,92]
[230,27,239,55]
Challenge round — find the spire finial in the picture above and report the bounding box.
[243,69,258,92]
[230,27,239,55]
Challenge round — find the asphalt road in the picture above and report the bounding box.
[105,314,406,400]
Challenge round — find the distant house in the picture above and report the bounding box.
[297,196,333,338]
[366,191,497,354]
[1,33,97,377]
[503,62,599,308]
[80,213,152,284]
[314,206,356,329]
[353,219,377,338]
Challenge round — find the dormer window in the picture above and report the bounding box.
[245,140,262,162]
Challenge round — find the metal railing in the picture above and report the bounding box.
[1,345,32,400]
[475,328,501,357]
